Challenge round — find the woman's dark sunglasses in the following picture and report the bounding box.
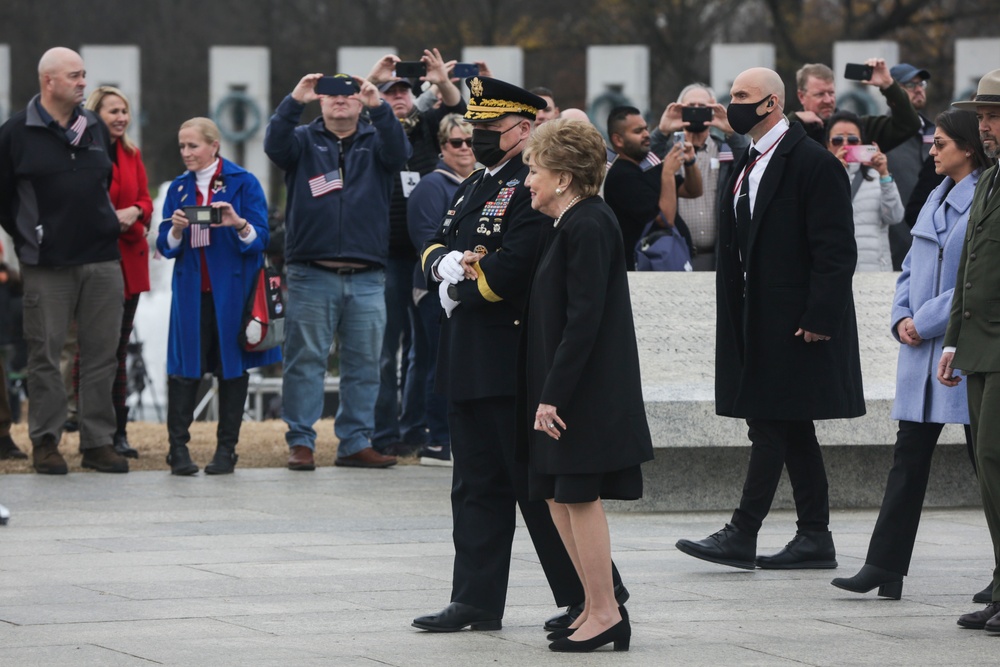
[830,135,862,147]
[446,138,473,148]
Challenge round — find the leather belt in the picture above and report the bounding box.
[307,261,378,275]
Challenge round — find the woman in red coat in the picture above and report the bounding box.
[83,86,153,457]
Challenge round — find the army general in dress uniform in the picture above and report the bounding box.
[411,77,625,633]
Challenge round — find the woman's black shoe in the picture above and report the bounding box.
[549,617,630,652]
[204,448,238,475]
[831,564,903,599]
[166,447,199,476]
[547,628,575,641]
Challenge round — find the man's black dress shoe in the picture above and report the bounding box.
[543,583,630,631]
[831,564,902,599]
[974,584,993,604]
[756,530,838,569]
[675,524,756,570]
[412,602,501,632]
[958,601,1000,629]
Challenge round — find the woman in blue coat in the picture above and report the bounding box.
[157,118,280,475]
[832,109,988,599]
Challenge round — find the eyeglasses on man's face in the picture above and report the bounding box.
[902,80,928,91]
[830,135,861,147]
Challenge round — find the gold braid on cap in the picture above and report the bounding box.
[465,98,540,120]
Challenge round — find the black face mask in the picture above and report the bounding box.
[471,123,520,167]
[726,95,775,135]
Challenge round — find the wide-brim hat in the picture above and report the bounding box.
[953,69,1000,109]
[464,76,546,123]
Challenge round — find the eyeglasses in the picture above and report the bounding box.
[902,80,928,91]
[830,135,861,147]
[932,138,952,150]
[446,138,473,148]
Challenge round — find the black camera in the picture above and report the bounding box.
[184,206,221,226]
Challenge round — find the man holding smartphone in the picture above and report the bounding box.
[652,83,749,270]
[788,59,919,153]
[264,71,410,471]
[365,49,467,459]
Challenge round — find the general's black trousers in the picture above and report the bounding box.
[448,396,621,616]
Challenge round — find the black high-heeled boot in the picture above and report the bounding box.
[166,376,200,476]
[831,564,903,599]
[205,373,248,475]
[113,406,139,459]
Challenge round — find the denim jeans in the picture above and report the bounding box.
[373,257,427,448]
[282,263,386,457]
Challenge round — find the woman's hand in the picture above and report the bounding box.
[116,206,141,232]
[870,143,890,177]
[170,209,190,239]
[834,144,849,169]
[897,317,922,346]
[534,403,566,441]
[209,202,243,228]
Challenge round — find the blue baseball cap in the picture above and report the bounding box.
[890,63,930,83]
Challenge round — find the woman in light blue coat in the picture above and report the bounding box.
[832,109,989,599]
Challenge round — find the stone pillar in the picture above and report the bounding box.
[80,45,142,147]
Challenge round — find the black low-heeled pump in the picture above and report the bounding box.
[547,627,575,641]
[831,564,903,600]
[549,617,630,652]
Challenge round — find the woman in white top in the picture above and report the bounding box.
[826,110,904,272]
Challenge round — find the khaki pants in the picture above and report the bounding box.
[21,262,123,451]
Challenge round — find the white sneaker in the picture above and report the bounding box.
[0,503,9,525]
[419,446,453,467]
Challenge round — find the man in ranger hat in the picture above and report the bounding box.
[412,76,626,633]
[941,69,1000,634]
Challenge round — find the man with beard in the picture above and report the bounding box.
[675,67,864,571]
[941,69,1000,633]
[604,105,702,270]
[412,76,627,633]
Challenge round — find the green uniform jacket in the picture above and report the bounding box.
[944,164,1000,372]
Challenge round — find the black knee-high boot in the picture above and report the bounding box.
[205,373,248,475]
[166,376,200,476]
[113,405,139,459]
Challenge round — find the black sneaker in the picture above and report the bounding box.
[419,445,452,467]
[0,434,27,460]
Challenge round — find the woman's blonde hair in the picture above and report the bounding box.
[523,118,606,197]
[84,85,137,155]
[437,113,472,147]
[179,117,222,159]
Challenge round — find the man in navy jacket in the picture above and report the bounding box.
[265,72,410,471]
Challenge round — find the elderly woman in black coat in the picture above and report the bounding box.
[522,118,654,653]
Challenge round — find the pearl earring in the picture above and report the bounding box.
[555,188,563,195]
[966,152,971,157]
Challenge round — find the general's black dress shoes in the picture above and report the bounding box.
[412,602,501,632]
[756,530,838,569]
[543,583,630,631]
[675,524,756,570]
[831,563,903,599]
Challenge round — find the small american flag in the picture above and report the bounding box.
[190,223,211,248]
[718,144,734,162]
[308,170,343,198]
[67,115,87,146]
[640,152,662,171]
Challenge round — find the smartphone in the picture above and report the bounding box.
[844,63,874,81]
[315,75,358,97]
[184,206,220,226]
[843,144,879,163]
[681,106,713,124]
[452,62,479,79]
[672,131,686,148]
[394,61,427,78]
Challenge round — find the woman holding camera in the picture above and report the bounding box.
[521,119,653,652]
[156,117,279,475]
[80,86,152,458]
[825,110,904,272]
[831,109,989,600]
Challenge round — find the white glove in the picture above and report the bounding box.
[436,250,465,285]
[439,279,460,318]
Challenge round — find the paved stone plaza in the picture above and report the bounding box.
[0,466,997,665]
